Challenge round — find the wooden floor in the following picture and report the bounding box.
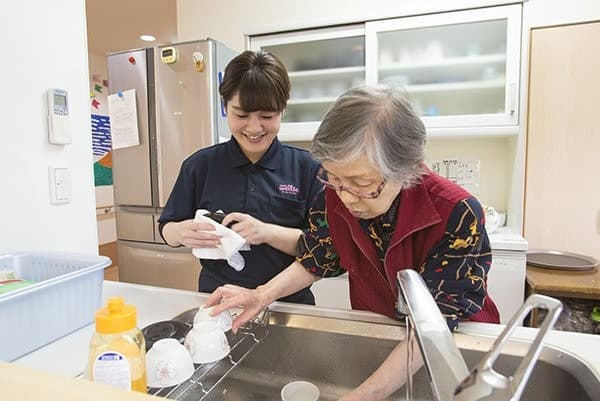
[99,242,119,281]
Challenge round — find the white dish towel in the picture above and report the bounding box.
[192,209,250,271]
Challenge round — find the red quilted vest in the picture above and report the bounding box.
[325,171,499,324]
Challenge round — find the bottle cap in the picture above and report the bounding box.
[591,307,600,323]
[95,296,137,334]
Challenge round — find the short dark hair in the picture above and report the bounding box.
[219,50,290,112]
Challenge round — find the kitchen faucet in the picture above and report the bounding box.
[397,270,563,401]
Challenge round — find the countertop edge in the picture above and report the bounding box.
[11,281,600,383]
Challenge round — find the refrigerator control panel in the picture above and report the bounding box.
[47,88,71,145]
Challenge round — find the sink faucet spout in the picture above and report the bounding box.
[397,269,562,401]
[397,269,470,401]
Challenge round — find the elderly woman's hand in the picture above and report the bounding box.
[222,212,273,245]
[337,388,376,401]
[205,284,271,334]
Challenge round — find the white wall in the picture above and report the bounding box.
[0,0,98,254]
[526,0,600,28]
[426,137,510,209]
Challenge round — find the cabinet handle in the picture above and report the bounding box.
[509,82,517,116]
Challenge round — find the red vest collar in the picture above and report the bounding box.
[390,178,441,245]
[331,175,442,244]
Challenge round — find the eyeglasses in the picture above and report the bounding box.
[316,168,387,199]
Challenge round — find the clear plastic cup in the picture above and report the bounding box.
[184,321,230,364]
[146,338,194,388]
[281,380,320,401]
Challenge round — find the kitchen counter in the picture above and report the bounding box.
[12,281,600,382]
[13,281,208,377]
[527,265,600,299]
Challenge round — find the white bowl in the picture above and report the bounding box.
[281,380,320,401]
[184,321,230,364]
[146,338,194,388]
[193,305,233,332]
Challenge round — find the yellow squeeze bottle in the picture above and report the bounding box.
[87,296,147,392]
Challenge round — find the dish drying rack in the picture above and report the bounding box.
[148,309,271,400]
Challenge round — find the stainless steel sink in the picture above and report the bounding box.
[151,304,599,401]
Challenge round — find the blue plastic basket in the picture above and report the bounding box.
[0,251,110,361]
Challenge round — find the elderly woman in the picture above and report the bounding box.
[207,85,499,401]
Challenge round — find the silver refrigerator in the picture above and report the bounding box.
[107,39,237,290]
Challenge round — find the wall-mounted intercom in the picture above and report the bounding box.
[47,88,71,144]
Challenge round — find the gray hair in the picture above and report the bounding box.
[311,85,427,188]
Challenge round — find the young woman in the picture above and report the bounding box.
[159,51,322,304]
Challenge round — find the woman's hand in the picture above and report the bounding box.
[205,284,271,334]
[172,219,221,248]
[337,386,378,401]
[222,212,273,245]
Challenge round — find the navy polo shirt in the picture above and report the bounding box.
[158,138,322,304]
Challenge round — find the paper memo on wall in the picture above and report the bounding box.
[107,89,140,149]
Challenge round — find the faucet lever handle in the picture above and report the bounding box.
[455,294,563,401]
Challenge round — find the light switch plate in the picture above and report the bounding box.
[48,165,71,204]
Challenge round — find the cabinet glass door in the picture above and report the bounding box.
[366,4,521,130]
[250,25,365,140]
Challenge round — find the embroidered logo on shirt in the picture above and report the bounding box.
[279,184,299,195]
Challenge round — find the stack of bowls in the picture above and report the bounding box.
[184,306,232,364]
[144,305,233,388]
[184,320,231,364]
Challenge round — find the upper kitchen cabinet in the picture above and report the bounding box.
[249,25,365,141]
[366,4,522,136]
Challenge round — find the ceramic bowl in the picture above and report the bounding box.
[193,305,233,332]
[184,321,230,364]
[146,338,195,388]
